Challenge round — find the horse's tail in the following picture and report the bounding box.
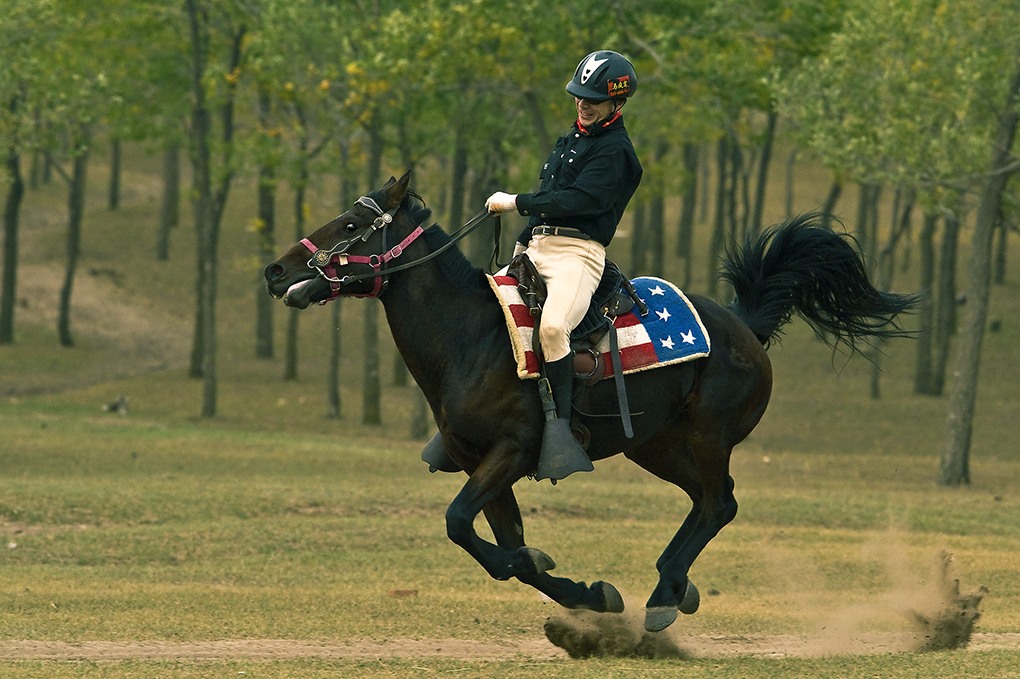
[720,213,918,353]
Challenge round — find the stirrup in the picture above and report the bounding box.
[421,432,460,473]
[535,418,594,482]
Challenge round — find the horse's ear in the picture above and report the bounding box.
[382,170,412,210]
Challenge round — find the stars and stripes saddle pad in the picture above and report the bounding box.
[487,274,711,381]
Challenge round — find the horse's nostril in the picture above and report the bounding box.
[264,262,284,281]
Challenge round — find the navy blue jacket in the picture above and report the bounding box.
[515,113,642,247]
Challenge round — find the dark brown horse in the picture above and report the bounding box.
[264,170,916,633]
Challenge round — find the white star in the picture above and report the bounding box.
[660,336,675,350]
[656,308,672,322]
[648,285,666,296]
[681,329,696,345]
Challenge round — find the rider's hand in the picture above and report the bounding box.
[485,191,518,214]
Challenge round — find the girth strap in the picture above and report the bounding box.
[608,324,634,438]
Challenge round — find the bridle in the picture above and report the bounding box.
[300,195,422,300]
[298,194,496,303]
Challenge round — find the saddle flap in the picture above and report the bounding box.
[506,253,546,315]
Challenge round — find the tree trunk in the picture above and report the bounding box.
[522,89,551,153]
[931,210,961,394]
[186,1,244,417]
[993,218,1008,284]
[854,183,881,263]
[1,142,24,345]
[58,137,90,347]
[820,176,842,229]
[647,142,668,276]
[629,201,646,274]
[467,143,499,267]
[676,142,698,289]
[649,191,665,276]
[448,124,468,239]
[108,137,121,211]
[156,143,180,261]
[940,52,1020,486]
[362,126,384,425]
[284,175,307,382]
[187,0,211,381]
[707,135,729,298]
[728,130,744,244]
[913,212,937,394]
[869,188,913,399]
[322,143,355,415]
[327,298,343,418]
[750,109,777,234]
[254,91,276,360]
[784,149,797,219]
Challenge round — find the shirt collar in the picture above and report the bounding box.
[576,110,624,136]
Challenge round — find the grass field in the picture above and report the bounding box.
[2,146,1019,677]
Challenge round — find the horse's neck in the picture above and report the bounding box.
[379,258,488,387]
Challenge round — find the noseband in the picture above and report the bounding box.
[299,195,425,301]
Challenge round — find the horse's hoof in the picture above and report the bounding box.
[592,581,625,613]
[644,605,678,632]
[679,580,700,615]
[518,546,556,574]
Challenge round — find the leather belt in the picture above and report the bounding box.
[532,226,591,240]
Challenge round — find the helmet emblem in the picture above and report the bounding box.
[579,54,609,84]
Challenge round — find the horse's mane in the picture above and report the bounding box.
[366,186,487,290]
[421,226,489,290]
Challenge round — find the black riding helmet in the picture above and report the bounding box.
[565,50,638,101]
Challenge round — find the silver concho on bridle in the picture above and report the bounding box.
[310,249,334,268]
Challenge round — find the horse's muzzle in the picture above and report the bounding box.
[264,261,324,308]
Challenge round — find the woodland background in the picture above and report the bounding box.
[2,0,1018,488]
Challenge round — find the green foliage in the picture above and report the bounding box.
[777,0,1020,211]
[0,0,60,152]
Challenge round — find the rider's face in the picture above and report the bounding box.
[575,97,617,127]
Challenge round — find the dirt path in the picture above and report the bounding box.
[2,633,1019,662]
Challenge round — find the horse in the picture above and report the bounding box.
[263,170,917,633]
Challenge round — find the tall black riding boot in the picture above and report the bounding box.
[536,355,594,482]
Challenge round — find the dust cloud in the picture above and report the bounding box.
[543,549,986,659]
[544,608,689,659]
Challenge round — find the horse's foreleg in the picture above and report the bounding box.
[482,488,625,614]
[445,446,552,581]
[645,474,737,632]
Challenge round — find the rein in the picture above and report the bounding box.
[300,196,496,302]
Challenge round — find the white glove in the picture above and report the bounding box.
[485,191,518,214]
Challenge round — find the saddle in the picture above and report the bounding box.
[505,254,648,438]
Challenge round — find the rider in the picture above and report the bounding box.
[485,50,643,481]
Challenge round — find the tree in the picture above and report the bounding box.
[617,0,845,290]
[0,0,61,344]
[34,1,118,347]
[779,0,1019,417]
[940,51,1020,486]
[184,0,247,416]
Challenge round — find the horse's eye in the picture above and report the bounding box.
[344,223,357,233]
